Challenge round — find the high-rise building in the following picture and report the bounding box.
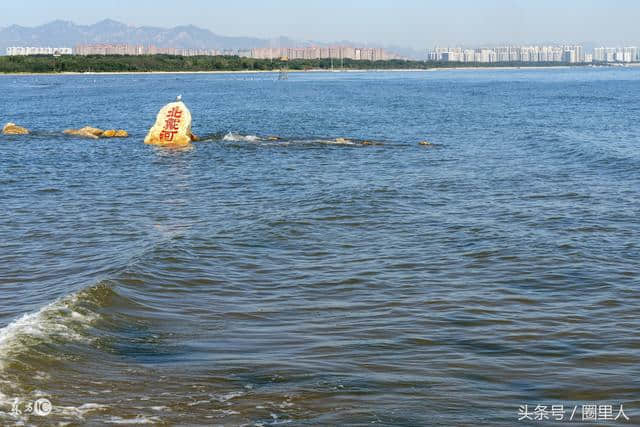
[7,47,72,56]
[249,46,398,61]
[562,49,577,63]
[593,48,606,62]
[426,44,632,64]
[74,44,220,56]
[592,46,639,63]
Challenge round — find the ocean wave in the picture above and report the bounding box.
[212,133,383,147]
[222,132,261,142]
[0,283,124,422]
[316,138,357,145]
[0,286,105,371]
[106,415,162,424]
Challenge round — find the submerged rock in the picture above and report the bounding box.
[144,101,197,147]
[64,127,129,139]
[2,122,29,135]
[101,129,129,138]
[64,126,104,139]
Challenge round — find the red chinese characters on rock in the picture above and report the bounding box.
[145,101,195,147]
[160,106,182,142]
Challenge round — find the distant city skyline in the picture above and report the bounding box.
[9,43,638,65]
[1,0,640,50]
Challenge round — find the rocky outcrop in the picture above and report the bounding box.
[144,101,197,147]
[64,126,104,139]
[101,129,129,138]
[2,122,29,135]
[63,127,129,139]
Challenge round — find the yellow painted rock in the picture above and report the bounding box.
[115,130,129,138]
[267,136,280,141]
[144,101,195,147]
[2,122,29,135]
[419,140,433,146]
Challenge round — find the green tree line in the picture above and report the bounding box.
[0,54,579,73]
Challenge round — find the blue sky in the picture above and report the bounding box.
[2,0,639,48]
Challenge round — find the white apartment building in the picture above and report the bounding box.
[428,45,584,63]
[7,47,72,56]
[593,47,638,63]
[428,44,638,64]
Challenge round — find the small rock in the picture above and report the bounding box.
[419,140,433,146]
[361,141,372,145]
[79,126,103,136]
[99,129,129,138]
[65,127,129,139]
[64,126,104,139]
[267,136,280,141]
[335,138,352,144]
[2,122,29,135]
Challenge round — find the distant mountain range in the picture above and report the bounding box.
[0,19,420,58]
[0,19,290,51]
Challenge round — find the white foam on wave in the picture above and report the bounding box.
[0,290,98,371]
[322,138,356,145]
[0,286,114,423]
[55,403,110,419]
[213,391,244,402]
[106,415,162,424]
[185,390,245,409]
[222,132,261,142]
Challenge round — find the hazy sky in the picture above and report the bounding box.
[2,0,639,48]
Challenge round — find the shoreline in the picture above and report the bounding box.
[0,64,637,76]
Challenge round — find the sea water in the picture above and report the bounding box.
[0,69,638,425]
